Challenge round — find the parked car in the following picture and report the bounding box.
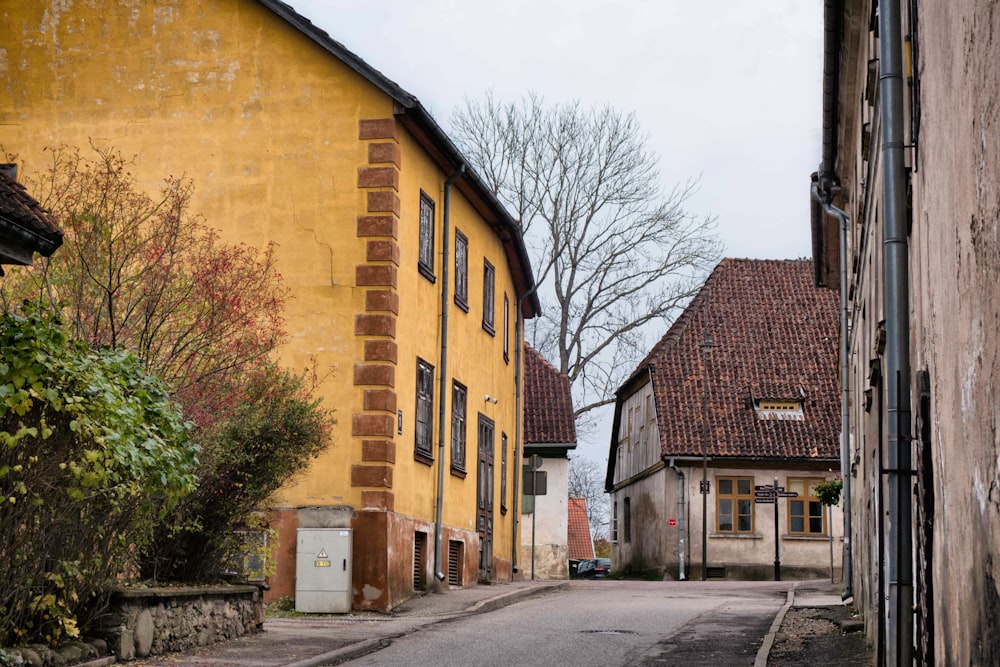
[576,557,611,579]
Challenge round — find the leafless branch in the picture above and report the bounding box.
[452,94,723,418]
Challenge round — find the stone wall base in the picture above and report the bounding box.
[98,585,263,660]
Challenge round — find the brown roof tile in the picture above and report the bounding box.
[523,343,577,445]
[567,497,594,559]
[0,168,63,261]
[624,258,839,461]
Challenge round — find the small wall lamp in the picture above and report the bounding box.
[484,395,499,404]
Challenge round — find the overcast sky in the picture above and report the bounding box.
[286,0,825,461]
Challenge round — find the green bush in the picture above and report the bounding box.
[814,478,844,506]
[139,363,331,583]
[0,306,198,646]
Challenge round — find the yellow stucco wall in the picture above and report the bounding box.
[0,0,523,569]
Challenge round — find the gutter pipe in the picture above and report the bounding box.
[433,164,466,584]
[811,181,854,600]
[877,1,914,663]
[820,0,842,187]
[514,280,541,576]
[667,458,686,580]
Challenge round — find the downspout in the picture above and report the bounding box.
[512,300,524,575]
[667,458,686,580]
[513,282,539,575]
[811,182,853,600]
[819,0,842,187]
[433,164,466,584]
[878,1,913,663]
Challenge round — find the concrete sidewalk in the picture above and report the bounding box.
[762,580,872,667]
[125,580,567,667]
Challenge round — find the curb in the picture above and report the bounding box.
[279,582,567,667]
[754,583,798,667]
[281,637,391,667]
[465,581,568,615]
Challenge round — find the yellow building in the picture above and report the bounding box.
[0,0,539,611]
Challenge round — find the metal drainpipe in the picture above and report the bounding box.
[667,458,686,580]
[513,282,539,576]
[512,299,524,576]
[433,164,466,584]
[878,0,913,663]
[811,183,854,600]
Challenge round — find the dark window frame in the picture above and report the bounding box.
[414,358,434,463]
[418,192,435,282]
[450,381,467,476]
[623,496,632,543]
[454,229,469,312]
[503,292,510,363]
[482,258,495,335]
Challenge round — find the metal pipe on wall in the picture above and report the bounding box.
[811,184,854,600]
[667,458,687,580]
[877,0,914,662]
[433,164,466,584]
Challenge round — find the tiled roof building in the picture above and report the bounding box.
[567,497,594,560]
[521,343,577,579]
[523,343,577,446]
[606,257,843,581]
[631,257,839,463]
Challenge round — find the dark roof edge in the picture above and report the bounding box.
[259,0,417,106]
[524,444,576,459]
[0,216,63,258]
[258,0,540,317]
[664,455,841,464]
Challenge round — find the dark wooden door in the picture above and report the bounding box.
[476,414,495,581]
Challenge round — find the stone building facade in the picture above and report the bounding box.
[814,1,1000,663]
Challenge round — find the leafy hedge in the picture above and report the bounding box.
[0,307,198,646]
[139,363,331,583]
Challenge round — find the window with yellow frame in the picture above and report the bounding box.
[716,476,754,533]
[787,477,826,535]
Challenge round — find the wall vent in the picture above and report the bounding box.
[448,540,464,587]
[413,532,427,591]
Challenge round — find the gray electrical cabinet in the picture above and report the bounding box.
[295,528,352,613]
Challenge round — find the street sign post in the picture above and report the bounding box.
[752,481,799,580]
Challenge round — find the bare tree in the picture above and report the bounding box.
[568,457,610,541]
[452,93,723,417]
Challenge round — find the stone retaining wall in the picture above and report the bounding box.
[99,585,264,661]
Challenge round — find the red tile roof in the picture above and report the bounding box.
[623,258,839,461]
[523,343,577,445]
[567,497,594,559]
